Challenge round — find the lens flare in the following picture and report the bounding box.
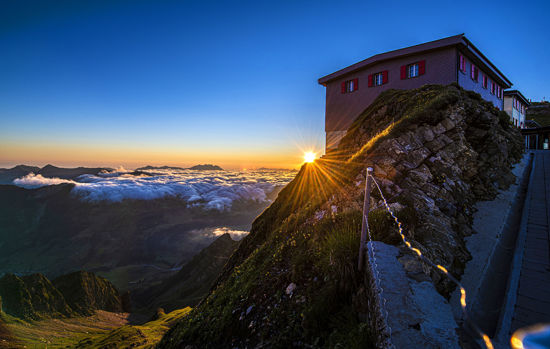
[304,151,316,163]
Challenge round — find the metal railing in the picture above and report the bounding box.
[358,166,494,349]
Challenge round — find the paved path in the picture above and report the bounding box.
[511,151,550,331]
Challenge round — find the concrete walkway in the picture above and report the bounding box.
[511,151,550,332]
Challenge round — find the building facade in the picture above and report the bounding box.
[504,90,529,128]
[318,34,512,151]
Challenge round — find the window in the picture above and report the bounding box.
[408,63,419,78]
[341,78,359,93]
[374,73,383,86]
[482,75,488,88]
[459,55,466,72]
[368,71,388,87]
[490,81,495,95]
[346,80,355,92]
[470,64,478,81]
[401,61,425,79]
[496,85,501,99]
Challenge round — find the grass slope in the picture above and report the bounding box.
[527,101,550,126]
[75,308,191,349]
[1,310,132,348]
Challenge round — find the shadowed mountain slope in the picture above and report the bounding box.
[0,271,124,321]
[133,233,239,313]
[0,274,74,320]
[52,271,127,316]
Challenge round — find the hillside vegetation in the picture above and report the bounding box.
[75,307,191,349]
[0,271,126,321]
[159,84,523,348]
[526,101,550,126]
[0,310,132,348]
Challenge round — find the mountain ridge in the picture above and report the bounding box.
[158,84,524,348]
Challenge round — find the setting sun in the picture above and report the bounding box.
[304,151,316,163]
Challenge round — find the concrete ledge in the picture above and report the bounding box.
[449,153,533,339]
[368,241,460,348]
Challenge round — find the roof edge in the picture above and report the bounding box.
[504,89,530,105]
[318,34,464,85]
[318,34,512,89]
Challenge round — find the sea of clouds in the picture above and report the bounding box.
[13,168,296,211]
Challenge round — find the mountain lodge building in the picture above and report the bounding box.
[318,34,513,152]
[504,90,530,128]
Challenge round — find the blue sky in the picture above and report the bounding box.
[0,0,548,169]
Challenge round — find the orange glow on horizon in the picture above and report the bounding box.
[0,140,318,170]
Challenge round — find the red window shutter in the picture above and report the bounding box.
[353,78,359,91]
[418,60,425,75]
[400,65,407,79]
[368,74,373,87]
[341,82,346,94]
[382,70,388,84]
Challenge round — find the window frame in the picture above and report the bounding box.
[459,55,466,73]
[373,72,383,86]
[408,63,419,78]
[346,80,354,93]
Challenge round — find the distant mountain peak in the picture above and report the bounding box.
[188,164,223,171]
[135,164,224,171]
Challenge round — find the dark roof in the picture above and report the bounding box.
[318,34,512,88]
[524,120,541,128]
[504,89,530,106]
[521,124,550,134]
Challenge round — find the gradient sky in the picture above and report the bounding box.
[1,0,548,169]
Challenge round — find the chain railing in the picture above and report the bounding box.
[359,167,494,349]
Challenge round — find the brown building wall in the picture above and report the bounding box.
[324,47,458,133]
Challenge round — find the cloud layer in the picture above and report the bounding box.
[13,168,296,211]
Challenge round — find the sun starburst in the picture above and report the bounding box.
[303,152,316,163]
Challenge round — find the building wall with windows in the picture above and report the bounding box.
[504,92,528,128]
[457,51,504,110]
[320,35,512,151]
[324,47,457,149]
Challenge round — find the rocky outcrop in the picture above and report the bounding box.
[159,84,523,348]
[334,84,523,295]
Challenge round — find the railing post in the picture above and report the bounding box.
[358,167,373,271]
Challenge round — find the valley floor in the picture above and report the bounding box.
[1,308,191,349]
[2,310,142,348]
